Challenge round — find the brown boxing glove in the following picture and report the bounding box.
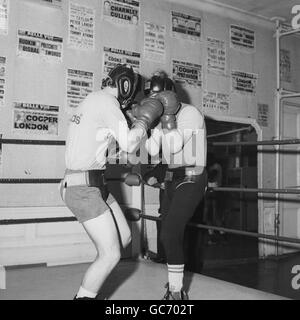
[155,91,181,130]
[132,98,164,132]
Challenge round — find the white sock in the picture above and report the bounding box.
[76,286,97,299]
[167,264,184,292]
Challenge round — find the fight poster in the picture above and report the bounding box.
[0,56,6,107]
[171,11,201,41]
[280,49,291,83]
[144,22,166,63]
[0,0,8,35]
[207,37,226,76]
[257,103,269,128]
[102,0,140,26]
[68,2,95,50]
[202,91,230,113]
[103,47,141,75]
[67,69,94,109]
[230,25,255,53]
[172,60,202,88]
[231,70,258,96]
[13,103,59,136]
[17,30,63,62]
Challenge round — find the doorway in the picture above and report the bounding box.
[279,102,300,255]
[186,118,260,271]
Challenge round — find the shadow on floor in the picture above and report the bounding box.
[97,259,139,300]
[201,253,300,300]
[152,228,300,300]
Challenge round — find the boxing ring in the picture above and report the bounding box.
[0,259,287,300]
[0,137,300,299]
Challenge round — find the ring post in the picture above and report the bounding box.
[0,266,6,290]
[130,168,144,259]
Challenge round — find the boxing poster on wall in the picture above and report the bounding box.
[230,25,255,53]
[17,30,63,62]
[144,22,166,62]
[68,2,95,50]
[171,11,201,42]
[67,69,94,109]
[231,70,258,96]
[280,49,291,83]
[172,59,202,88]
[102,0,140,26]
[257,103,269,127]
[202,91,230,113]
[13,103,59,136]
[103,47,141,75]
[0,0,8,35]
[0,56,6,108]
[207,37,226,76]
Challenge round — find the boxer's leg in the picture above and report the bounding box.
[78,210,122,298]
[64,186,123,299]
[160,175,207,299]
[109,200,132,249]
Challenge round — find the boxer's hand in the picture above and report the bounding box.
[155,91,180,130]
[132,98,164,132]
[160,114,177,131]
[126,109,137,124]
[156,91,180,115]
[146,177,158,186]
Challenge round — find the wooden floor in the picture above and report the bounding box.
[0,259,287,300]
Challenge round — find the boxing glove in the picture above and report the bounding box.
[160,114,177,131]
[132,98,164,132]
[125,103,139,126]
[155,91,180,130]
[124,173,142,186]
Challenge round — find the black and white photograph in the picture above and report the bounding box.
[0,0,300,307]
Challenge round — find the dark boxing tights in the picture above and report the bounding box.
[160,169,207,265]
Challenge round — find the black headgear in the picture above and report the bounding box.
[144,71,176,96]
[102,64,140,108]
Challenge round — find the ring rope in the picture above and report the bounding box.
[0,178,127,184]
[1,214,300,245]
[207,126,252,139]
[0,139,66,146]
[1,138,300,147]
[0,217,76,225]
[211,138,300,147]
[1,178,300,196]
[212,187,300,195]
[132,214,300,245]
[1,140,299,245]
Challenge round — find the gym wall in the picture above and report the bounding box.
[0,0,299,265]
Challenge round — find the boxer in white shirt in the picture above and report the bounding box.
[144,72,207,300]
[61,64,163,300]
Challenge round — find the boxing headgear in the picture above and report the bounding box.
[102,64,140,108]
[144,72,176,96]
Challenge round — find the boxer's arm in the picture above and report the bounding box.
[162,129,183,154]
[145,127,162,156]
[100,95,145,153]
[177,106,205,146]
[107,97,163,154]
